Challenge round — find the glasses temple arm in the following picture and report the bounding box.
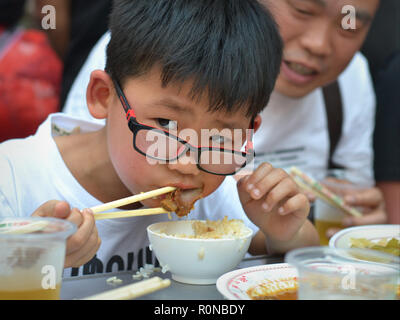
[113,79,136,120]
[245,117,256,152]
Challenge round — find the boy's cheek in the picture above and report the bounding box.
[201,175,226,198]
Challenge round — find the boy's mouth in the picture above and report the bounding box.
[158,185,204,217]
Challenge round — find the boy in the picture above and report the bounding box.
[0,0,318,277]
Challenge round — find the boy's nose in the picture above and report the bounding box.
[167,148,201,176]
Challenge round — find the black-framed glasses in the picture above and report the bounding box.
[114,79,255,176]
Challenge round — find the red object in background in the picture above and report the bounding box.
[0,29,62,142]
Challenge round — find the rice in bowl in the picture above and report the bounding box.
[147,217,253,284]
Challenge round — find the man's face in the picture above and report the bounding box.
[261,0,379,98]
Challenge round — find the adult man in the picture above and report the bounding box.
[253,0,386,233]
[63,0,386,242]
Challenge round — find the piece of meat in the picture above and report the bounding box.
[160,188,203,217]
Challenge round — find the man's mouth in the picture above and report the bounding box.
[280,60,320,85]
[285,60,318,76]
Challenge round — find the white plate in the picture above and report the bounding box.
[329,224,400,250]
[216,263,297,300]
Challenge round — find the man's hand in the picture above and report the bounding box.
[326,187,387,238]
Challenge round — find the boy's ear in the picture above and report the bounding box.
[253,114,262,133]
[86,70,115,119]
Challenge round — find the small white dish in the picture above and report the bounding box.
[216,263,297,300]
[329,224,400,250]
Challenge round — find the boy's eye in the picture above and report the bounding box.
[156,118,178,131]
[210,135,232,146]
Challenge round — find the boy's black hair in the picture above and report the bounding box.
[106,0,282,118]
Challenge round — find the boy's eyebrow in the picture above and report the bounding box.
[213,119,245,131]
[153,98,193,115]
[152,97,244,130]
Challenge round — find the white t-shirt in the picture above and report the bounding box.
[63,31,375,185]
[0,113,257,279]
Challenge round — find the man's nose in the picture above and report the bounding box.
[299,20,333,58]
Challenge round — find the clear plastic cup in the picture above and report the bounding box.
[0,217,76,300]
[285,247,400,300]
[314,169,373,245]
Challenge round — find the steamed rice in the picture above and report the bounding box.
[175,217,249,239]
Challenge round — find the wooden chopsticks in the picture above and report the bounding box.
[83,276,171,300]
[91,186,176,220]
[289,167,363,217]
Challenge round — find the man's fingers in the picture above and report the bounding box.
[344,187,383,208]
[343,210,387,227]
[326,227,342,239]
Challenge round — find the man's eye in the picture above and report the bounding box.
[295,7,312,15]
[156,118,178,130]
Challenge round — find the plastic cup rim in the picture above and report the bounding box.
[0,216,76,241]
[285,246,400,277]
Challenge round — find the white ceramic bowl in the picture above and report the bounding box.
[329,224,400,250]
[147,220,253,284]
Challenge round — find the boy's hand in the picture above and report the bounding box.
[32,200,101,268]
[237,163,310,243]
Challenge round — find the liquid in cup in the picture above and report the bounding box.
[313,169,372,245]
[0,217,76,300]
[285,247,400,300]
[314,200,345,245]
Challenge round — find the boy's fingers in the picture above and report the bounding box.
[66,209,95,255]
[53,201,72,219]
[252,168,289,200]
[32,200,70,218]
[65,228,101,268]
[303,191,316,202]
[262,177,298,212]
[242,163,274,194]
[65,208,85,227]
[277,193,310,218]
[237,174,253,204]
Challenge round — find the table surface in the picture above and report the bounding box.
[60,254,284,300]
